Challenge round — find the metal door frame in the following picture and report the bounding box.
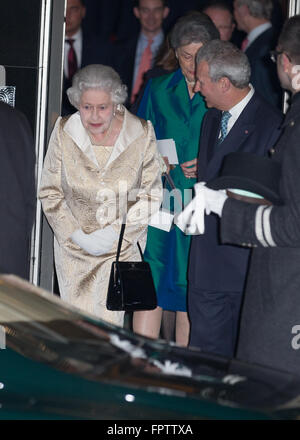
[30,0,66,291]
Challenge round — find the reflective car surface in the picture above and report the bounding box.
[0,275,300,420]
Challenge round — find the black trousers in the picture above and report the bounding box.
[188,285,244,358]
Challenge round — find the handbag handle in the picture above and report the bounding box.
[116,222,144,262]
[162,172,185,211]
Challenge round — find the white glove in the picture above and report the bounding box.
[175,183,228,235]
[71,225,118,256]
[175,185,206,235]
[194,183,228,217]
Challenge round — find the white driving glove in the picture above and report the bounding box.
[175,183,228,235]
[71,225,118,256]
[175,183,206,235]
[194,183,228,217]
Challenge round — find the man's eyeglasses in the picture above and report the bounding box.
[270,50,291,63]
[270,50,283,63]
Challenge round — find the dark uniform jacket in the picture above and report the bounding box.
[221,92,300,376]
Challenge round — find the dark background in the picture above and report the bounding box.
[0,0,287,137]
[82,0,286,41]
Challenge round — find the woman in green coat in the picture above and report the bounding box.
[134,13,219,345]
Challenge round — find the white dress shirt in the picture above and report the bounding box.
[224,84,255,136]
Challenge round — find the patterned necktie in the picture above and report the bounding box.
[131,38,153,103]
[66,39,78,81]
[218,111,232,144]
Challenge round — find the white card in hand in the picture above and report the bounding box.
[157,139,179,165]
[149,209,174,232]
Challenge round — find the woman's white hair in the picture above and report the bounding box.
[67,64,128,109]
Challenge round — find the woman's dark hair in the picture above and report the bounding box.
[154,34,179,71]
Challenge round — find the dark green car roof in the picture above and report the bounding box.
[0,275,299,420]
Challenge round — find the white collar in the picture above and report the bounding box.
[65,28,82,43]
[247,22,272,46]
[63,107,145,169]
[228,84,255,121]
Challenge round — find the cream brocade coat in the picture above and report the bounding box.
[39,108,162,326]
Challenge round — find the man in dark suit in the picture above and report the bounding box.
[62,0,114,115]
[233,0,282,109]
[0,101,36,279]
[112,0,170,106]
[178,40,282,358]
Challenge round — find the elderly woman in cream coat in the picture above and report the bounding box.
[39,64,162,327]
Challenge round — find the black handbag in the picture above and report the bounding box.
[106,223,157,311]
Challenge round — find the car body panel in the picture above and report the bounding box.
[0,275,300,420]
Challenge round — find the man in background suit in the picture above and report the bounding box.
[0,101,36,279]
[202,0,235,41]
[62,0,114,115]
[184,40,282,358]
[233,0,282,109]
[112,0,170,106]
